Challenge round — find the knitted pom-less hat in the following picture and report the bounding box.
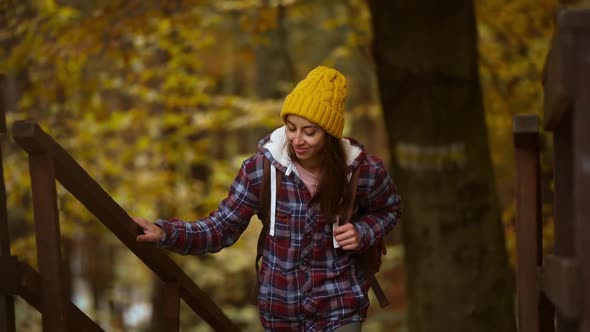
[280,66,347,139]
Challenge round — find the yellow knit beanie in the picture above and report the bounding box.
[280,66,347,139]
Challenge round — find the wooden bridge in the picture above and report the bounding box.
[514,7,590,332]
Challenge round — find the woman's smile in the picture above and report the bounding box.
[294,146,309,155]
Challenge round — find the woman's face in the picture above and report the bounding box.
[285,115,327,168]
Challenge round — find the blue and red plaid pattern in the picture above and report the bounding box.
[156,135,401,331]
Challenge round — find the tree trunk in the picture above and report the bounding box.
[255,3,295,99]
[367,1,516,331]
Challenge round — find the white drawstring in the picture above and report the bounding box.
[333,216,341,248]
[285,163,293,176]
[334,171,353,248]
[269,165,277,236]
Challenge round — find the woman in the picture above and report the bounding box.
[133,66,402,331]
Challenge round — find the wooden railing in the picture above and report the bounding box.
[1,120,240,331]
[514,7,589,332]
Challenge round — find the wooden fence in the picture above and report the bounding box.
[514,7,590,332]
[0,120,241,331]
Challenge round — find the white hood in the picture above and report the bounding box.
[260,126,363,245]
[262,126,362,171]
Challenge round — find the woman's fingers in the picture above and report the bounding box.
[132,217,150,229]
[136,233,158,242]
[334,224,359,250]
[132,217,163,243]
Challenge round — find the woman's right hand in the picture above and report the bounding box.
[132,217,165,243]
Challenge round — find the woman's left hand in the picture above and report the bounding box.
[333,223,360,251]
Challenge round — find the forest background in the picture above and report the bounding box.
[0,0,587,331]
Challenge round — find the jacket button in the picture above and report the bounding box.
[300,259,309,268]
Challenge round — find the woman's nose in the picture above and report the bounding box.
[293,132,304,145]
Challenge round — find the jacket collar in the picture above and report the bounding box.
[258,126,364,173]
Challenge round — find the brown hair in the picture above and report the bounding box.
[288,134,350,221]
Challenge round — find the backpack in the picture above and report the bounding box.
[253,158,389,308]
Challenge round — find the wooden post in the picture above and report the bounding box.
[28,152,69,331]
[552,111,579,332]
[553,111,575,265]
[514,115,553,332]
[0,143,15,332]
[573,32,590,332]
[162,281,180,332]
[538,110,579,331]
[0,74,16,332]
[542,8,590,331]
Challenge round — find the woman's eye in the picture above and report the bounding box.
[305,131,316,136]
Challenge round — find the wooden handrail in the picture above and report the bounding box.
[12,120,240,332]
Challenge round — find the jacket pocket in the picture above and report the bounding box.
[269,202,293,249]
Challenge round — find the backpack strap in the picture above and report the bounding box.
[251,158,282,304]
[343,167,361,223]
[365,271,389,308]
[343,166,389,308]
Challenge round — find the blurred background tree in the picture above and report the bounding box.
[369,0,516,331]
[0,0,585,331]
